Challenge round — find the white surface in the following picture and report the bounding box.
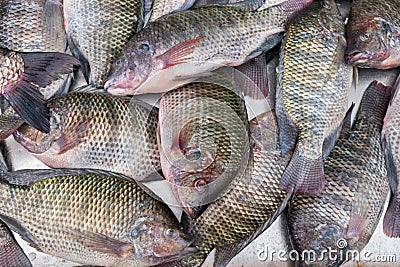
[3,67,400,266]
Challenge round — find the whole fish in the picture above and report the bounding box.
[276,0,352,195]
[0,48,79,133]
[0,166,197,266]
[381,76,400,238]
[0,220,32,267]
[104,0,313,95]
[64,0,144,87]
[10,91,161,182]
[345,0,400,69]
[157,110,290,267]
[158,82,250,218]
[287,81,391,266]
[0,0,73,100]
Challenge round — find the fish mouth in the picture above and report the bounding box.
[345,50,369,66]
[104,78,139,95]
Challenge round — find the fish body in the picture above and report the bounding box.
[149,0,196,22]
[345,0,400,69]
[64,0,144,87]
[381,76,400,238]
[12,92,160,182]
[0,48,79,133]
[105,1,315,95]
[0,0,73,100]
[0,220,32,267]
[158,110,289,267]
[287,81,391,266]
[0,167,197,266]
[158,82,250,218]
[276,0,352,195]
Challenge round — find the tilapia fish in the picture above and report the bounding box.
[382,76,400,238]
[287,81,391,266]
[276,0,352,195]
[105,0,313,95]
[0,48,79,133]
[10,91,160,182]
[64,0,144,87]
[345,0,400,69]
[158,82,250,218]
[0,166,197,266]
[0,0,73,100]
[0,220,32,267]
[157,110,290,267]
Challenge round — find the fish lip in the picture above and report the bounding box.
[345,50,369,65]
[104,78,139,95]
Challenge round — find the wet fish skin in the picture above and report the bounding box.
[0,0,66,53]
[0,48,79,133]
[64,0,143,87]
[158,82,250,218]
[0,220,32,267]
[105,1,316,95]
[287,81,391,266]
[381,76,400,238]
[157,110,290,267]
[345,0,400,69]
[276,0,352,195]
[0,167,197,266]
[12,91,161,182]
[0,0,73,100]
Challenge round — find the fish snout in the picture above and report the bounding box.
[345,50,367,65]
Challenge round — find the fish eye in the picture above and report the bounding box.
[115,59,122,66]
[139,44,150,51]
[194,178,207,192]
[130,228,140,239]
[165,228,179,239]
[360,32,370,42]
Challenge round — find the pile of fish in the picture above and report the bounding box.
[0,0,399,266]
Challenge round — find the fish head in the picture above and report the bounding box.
[105,42,154,95]
[129,218,198,264]
[345,18,399,69]
[12,111,61,154]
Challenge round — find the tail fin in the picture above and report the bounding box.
[280,147,325,195]
[6,52,79,133]
[383,196,400,238]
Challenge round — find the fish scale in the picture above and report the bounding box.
[0,168,196,266]
[276,0,352,195]
[13,92,161,182]
[157,110,290,267]
[287,81,391,266]
[158,82,250,218]
[105,2,303,95]
[64,0,143,87]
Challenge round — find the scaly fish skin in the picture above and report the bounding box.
[105,3,295,95]
[276,0,352,195]
[381,77,400,238]
[0,168,196,266]
[0,220,32,267]
[64,0,143,87]
[158,82,250,218]
[158,110,289,267]
[0,0,73,100]
[287,81,391,266]
[13,92,160,182]
[345,0,400,69]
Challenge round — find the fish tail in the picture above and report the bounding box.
[280,147,325,195]
[357,80,392,121]
[383,195,400,238]
[6,52,79,133]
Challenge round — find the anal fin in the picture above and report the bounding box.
[383,196,400,238]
